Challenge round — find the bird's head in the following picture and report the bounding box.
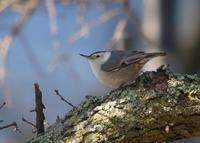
[80,51,111,66]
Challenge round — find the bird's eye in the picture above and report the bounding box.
[96,55,100,58]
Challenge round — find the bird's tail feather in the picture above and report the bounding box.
[146,52,166,58]
[138,52,166,64]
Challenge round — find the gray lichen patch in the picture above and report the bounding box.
[64,97,135,143]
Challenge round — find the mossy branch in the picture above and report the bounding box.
[28,65,200,143]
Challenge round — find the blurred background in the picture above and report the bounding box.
[0,0,200,142]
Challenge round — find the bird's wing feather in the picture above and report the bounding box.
[101,51,145,72]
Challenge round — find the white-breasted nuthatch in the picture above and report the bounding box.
[80,50,166,89]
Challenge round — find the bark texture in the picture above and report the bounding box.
[33,83,45,135]
[28,65,200,143]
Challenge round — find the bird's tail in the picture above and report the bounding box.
[146,52,166,58]
[138,52,166,64]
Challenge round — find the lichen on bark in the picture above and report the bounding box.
[28,65,200,143]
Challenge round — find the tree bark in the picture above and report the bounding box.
[28,65,200,143]
[32,83,45,135]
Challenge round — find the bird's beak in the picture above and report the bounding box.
[80,54,91,59]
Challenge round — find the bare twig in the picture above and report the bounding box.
[54,89,76,109]
[0,102,6,110]
[22,117,36,128]
[32,83,46,135]
[0,122,21,132]
[30,109,36,112]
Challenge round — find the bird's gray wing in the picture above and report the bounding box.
[101,51,145,72]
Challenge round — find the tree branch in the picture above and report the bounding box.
[28,65,200,143]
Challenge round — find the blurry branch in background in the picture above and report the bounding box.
[0,0,38,84]
[54,89,76,109]
[30,83,45,135]
[106,17,128,50]
[0,120,3,123]
[18,34,45,77]
[46,0,68,72]
[123,0,141,27]
[49,1,120,70]
[48,0,92,73]
[60,0,81,3]
[0,122,21,132]
[67,0,159,51]
[0,0,161,84]
[0,0,18,13]
[69,8,121,43]
[0,102,6,110]
[22,117,36,129]
[46,0,61,50]
[77,0,87,27]
[123,0,158,47]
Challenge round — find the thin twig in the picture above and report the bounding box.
[54,89,76,109]
[22,117,36,128]
[0,122,21,132]
[0,102,6,110]
[30,109,36,112]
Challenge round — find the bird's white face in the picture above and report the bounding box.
[80,51,111,78]
[88,51,111,66]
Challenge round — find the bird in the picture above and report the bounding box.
[80,50,166,89]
